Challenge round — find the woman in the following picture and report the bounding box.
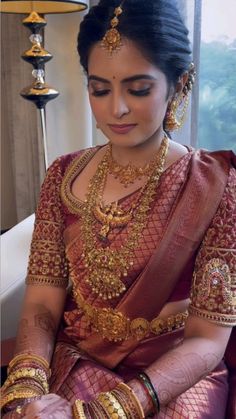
[1,0,235,418]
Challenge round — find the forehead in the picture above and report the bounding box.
[88,38,162,80]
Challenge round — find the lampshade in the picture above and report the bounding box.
[0,0,88,14]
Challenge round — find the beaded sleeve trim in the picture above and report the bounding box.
[26,275,68,288]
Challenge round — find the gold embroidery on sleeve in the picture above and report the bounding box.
[26,159,68,289]
[190,257,236,325]
[189,168,236,326]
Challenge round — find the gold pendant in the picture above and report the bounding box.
[86,268,126,300]
[93,201,133,239]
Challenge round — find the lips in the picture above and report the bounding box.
[108,124,137,134]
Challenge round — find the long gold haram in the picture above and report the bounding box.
[81,135,169,301]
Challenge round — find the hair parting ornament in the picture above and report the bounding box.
[101,2,124,54]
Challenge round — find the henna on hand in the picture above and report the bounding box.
[146,350,220,405]
[23,394,73,419]
[14,304,57,361]
[2,395,73,419]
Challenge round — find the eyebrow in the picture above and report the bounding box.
[88,74,157,84]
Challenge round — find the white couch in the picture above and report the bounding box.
[1,214,35,345]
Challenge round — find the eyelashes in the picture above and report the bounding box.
[91,89,110,97]
[128,88,151,96]
[91,88,151,97]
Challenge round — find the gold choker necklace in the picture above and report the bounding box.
[108,143,164,187]
[81,134,169,300]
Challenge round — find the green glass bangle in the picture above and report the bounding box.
[138,372,160,413]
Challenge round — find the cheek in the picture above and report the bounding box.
[136,95,168,123]
[89,97,106,122]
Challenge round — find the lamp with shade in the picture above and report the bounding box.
[0,0,88,169]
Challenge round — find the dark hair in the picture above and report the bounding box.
[77,0,192,87]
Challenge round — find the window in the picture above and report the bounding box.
[198,0,236,151]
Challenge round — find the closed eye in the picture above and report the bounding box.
[128,88,151,96]
[91,89,110,97]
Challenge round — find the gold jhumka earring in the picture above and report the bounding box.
[165,62,196,131]
[101,3,124,54]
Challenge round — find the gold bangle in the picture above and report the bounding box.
[4,368,49,394]
[2,376,46,396]
[116,383,145,418]
[8,353,49,373]
[73,399,86,419]
[97,392,127,419]
[111,389,133,419]
[89,399,110,418]
[3,383,43,396]
[1,389,39,410]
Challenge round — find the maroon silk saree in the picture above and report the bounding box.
[27,146,235,418]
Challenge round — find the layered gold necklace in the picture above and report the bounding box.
[81,134,169,300]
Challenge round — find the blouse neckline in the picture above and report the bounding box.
[61,145,192,216]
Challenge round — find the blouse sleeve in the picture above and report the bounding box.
[189,167,236,326]
[25,158,68,288]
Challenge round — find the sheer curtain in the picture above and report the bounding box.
[1,14,44,229]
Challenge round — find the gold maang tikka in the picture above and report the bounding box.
[101,4,123,54]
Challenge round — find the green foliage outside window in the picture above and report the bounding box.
[198,41,236,152]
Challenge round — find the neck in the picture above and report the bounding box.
[110,128,165,167]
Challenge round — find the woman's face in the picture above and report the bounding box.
[87,39,172,149]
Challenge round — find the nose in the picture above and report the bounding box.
[111,91,130,119]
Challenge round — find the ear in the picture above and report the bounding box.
[175,72,189,95]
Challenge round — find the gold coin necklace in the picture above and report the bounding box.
[81,134,169,300]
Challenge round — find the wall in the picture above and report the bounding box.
[45,9,92,165]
